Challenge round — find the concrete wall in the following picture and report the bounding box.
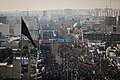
[0,64,14,78]
[0,60,21,79]
[13,59,21,79]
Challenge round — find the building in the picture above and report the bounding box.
[83,32,120,42]
[0,16,7,24]
[0,24,9,36]
[91,8,120,17]
[38,11,58,41]
[0,59,21,79]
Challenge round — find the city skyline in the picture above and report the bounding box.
[0,0,120,11]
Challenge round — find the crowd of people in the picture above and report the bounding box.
[37,42,120,80]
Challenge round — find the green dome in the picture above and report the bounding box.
[73,22,81,29]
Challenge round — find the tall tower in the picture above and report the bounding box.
[41,11,47,20]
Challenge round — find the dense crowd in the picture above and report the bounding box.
[38,43,120,80]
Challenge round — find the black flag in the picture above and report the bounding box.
[21,18,37,48]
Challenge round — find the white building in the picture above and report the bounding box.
[14,24,21,36]
[0,23,9,36]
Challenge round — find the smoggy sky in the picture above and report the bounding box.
[0,0,120,11]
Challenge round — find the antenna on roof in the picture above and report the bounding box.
[110,0,112,8]
[106,0,112,8]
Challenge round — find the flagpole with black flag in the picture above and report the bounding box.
[21,18,37,79]
[21,18,37,48]
[20,17,24,79]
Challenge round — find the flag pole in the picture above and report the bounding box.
[20,17,23,59]
[20,17,23,79]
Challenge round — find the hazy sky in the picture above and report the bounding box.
[0,0,120,11]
